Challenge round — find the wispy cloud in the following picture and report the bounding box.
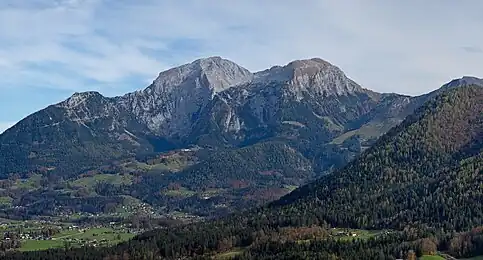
[0,0,168,91]
[1,0,483,125]
[462,46,483,54]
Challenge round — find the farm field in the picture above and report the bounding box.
[19,227,135,252]
[419,256,444,260]
[214,248,245,259]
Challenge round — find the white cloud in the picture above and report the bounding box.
[0,0,482,96]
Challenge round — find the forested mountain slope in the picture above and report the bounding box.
[276,85,483,230]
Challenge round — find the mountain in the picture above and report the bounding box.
[0,56,480,221]
[8,83,482,260]
[0,57,416,219]
[0,57,402,178]
[0,57,254,179]
[109,85,481,258]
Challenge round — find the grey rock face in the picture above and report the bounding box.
[255,58,363,100]
[54,57,366,140]
[122,57,254,136]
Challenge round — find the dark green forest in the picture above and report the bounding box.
[277,85,483,230]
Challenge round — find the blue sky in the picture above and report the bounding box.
[1,0,483,133]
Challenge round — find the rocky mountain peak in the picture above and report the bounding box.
[287,57,332,70]
[442,76,483,89]
[59,91,104,109]
[150,56,253,94]
[124,57,253,136]
[254,58,330,83]
[255,58,362,98]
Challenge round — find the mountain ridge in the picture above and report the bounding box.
[1,57,480,177]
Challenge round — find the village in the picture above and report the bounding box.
[0,218,144,251]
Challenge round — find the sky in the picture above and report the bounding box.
[0,0,482,133]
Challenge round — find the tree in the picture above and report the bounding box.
[419,238,437,255]
[406,250,416,260]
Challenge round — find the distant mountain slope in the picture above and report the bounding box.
[0,91,152,179]
[123,141,315,216]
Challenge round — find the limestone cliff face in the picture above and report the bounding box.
[122,57,254,136]
[255,58,363,99]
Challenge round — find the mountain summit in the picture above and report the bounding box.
[123,57,253,136]
[150,56,253,94]
[255,58,362,97]
[441,76,483,89]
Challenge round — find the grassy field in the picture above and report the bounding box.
[0,196,13,206]
[72,174,133,187]
[19,240,64,251]
[53,227,134,241]
[284,185,299,192]
[200,188,225,196]
[126,153,196,173]
[419,256,444,260]
[12,174,42,190]
[331,228,382,241]
[214,248,245,259]
[163,187,196,197]
[152,154,196,172]
[331,120,397,144]
[20,227,135,252]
